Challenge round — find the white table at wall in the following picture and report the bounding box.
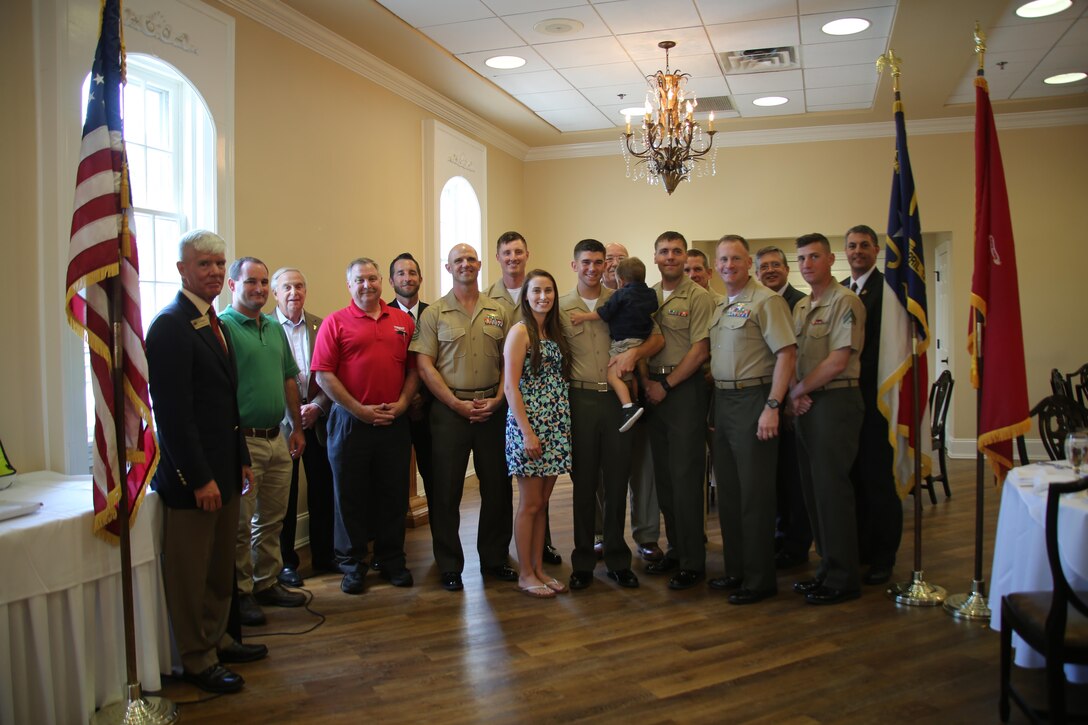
[989,461,1088,684]
[0,472,173,725]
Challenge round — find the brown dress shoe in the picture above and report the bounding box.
[637,542,664,562]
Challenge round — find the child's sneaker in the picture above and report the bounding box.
[618,405,643,433]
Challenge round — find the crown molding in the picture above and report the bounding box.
[217,0,529,160]
[524,107,1088,162]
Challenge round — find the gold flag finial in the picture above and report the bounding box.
[876,49,902,92]
[974,22,987,71]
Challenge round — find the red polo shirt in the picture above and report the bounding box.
[311,299,415,405]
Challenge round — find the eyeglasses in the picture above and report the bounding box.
[758,261,785,271]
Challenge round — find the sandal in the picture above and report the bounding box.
[544,578,568,594]
[519,584,556,599]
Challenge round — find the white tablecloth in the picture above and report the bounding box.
[989,461,1088,683]
[0,472,173,725]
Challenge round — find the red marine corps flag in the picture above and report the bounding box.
[968,54,1031,483]
[66,0,159,540]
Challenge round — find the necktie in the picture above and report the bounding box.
[850,281,858,293]
[208,310,228,354]
[408,309,415,321]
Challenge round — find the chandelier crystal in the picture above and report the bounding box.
[621,41,717,195]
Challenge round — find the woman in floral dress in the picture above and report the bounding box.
[504,269,572,598]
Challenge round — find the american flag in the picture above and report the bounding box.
[65,0,158,541]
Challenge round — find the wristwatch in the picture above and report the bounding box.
[660,379,672,393]
[765,398,780,409]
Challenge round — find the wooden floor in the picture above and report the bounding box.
[154,459,1085,723]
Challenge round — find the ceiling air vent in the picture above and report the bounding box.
[695,95,734,113]
[720,47,798,74]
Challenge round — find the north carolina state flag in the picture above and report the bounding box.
[968,73,1030,483]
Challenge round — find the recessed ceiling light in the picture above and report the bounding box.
[534,18,584,35]
[1044,71,1087,84]
[752,96,789,107]
[485,55,526,70]
[1015,0,1072,18]
[821,17,871,36]
[620,106,647,117]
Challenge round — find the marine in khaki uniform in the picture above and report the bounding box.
[559,239,664,590]
[410,243,515,592]
[640,231,714,590]
[484,230,528,325]
[706,235,796,605]
[788,232,866,605]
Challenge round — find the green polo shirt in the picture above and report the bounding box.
[219,306,299,428]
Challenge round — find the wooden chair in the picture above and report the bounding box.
[921,370,954,501]
[999,476,1088,724]
[1030,395,1087,461]
[1052,368,1075,400]
[1066,363,1088,414]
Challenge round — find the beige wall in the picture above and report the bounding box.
[523,125,1088,443]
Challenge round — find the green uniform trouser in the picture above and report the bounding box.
[795,387,863,590]
[648,374,709,572]
[713,385,778,593]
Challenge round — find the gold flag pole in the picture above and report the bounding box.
[943,22,993,622]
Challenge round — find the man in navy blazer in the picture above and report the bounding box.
[146,229,262,694]
[389,252,433,498]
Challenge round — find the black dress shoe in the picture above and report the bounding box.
[183,664,244,694]
[774,551,809,570]
[379,567,414,587]
[238,593,266,626]
[569,570,594,590]
[593,537,604,560]
[708,575,743,591]
[646,557,679,575]
[441,571,464,591]
[606,569,639,588]
[480,564,519,582]
[341,571,366,595]
[728,588,777,605]
[254,583,306,607]
[862,565,893,586]
[277,567,304,587]
[792,577,825,595]
[804,585,861,605]
[542,545,562,566]
[637,542,665,562]
[218,641,268,663]
[667,569,703,590]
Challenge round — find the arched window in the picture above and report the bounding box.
[80,54,216,451]
[438,176,481,295]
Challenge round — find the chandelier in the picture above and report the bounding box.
[621,41,717,195]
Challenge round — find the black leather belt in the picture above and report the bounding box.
[815,379,860,392]
[241,426,281,439]
[570,381,609,392]
[714,376,772,390]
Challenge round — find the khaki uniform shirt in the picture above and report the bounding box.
[559,287,662,384]
[485,278,522,325]
[409,289,508,390]
[709,277,796,381]
[793,283,865,381]
[649,276,713,368]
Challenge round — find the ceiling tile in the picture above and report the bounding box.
[989,0,1087,27]
[376,0,494,28]
[534,35,631,67]
[987,20,1072,52]
[695,0,798,25]
[489,69,575,95]
[726,68,803,93]
[705,17,801,52]
[515,89,594,111]
[801,37,888,68]
[456,46,552,76]
[1057,17,1088,47]
[1011,78,1088,99]
[482,0,588,14]
[685,75,732,97]
[500,5,613,44]
[593,0,704,35]
[597,101,642,126]
[804,63,876,88]
[798,0,895,14]
[536,106,616,131]
[634,53,724,78]
[1038,41,1088,69]
[580,81,655,105]
[799,6,895,45]
[733,89,806,116]
[559,61,648,88]
[806,101,871,111]
[804,83,874,105]
[421,18,524,54]
[617,26,713,59]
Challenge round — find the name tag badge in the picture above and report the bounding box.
[191,316,210,329]
[667,309,689,317]
[811,318,827,326]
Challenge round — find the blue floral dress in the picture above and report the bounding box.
[505,336,572,476]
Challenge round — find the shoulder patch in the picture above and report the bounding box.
[842,309,856,327]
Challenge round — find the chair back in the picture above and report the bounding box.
[1044,477,1088,641]
[1031,395,1087,461]
[928,370,954,441]
[1052,368,1075,399]
[1067,363,1088,411]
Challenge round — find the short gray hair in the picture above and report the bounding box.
[178,229,225,260]
[272,267,307,288]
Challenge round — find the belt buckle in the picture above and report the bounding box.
[473,390,488,400]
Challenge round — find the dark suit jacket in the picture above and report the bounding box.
[781,283,805,312]
[842,269,883,397]
[390,298,428,320]
[147,291,250,509]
